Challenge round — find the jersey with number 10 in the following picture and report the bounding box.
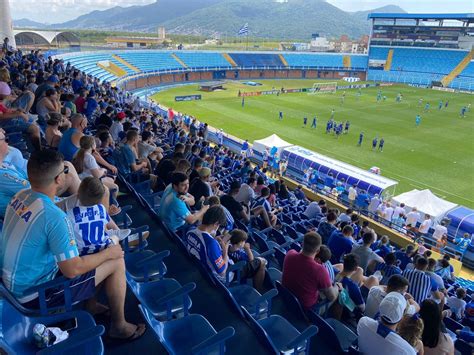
[67,204,111,256]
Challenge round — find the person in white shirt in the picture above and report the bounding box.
[432,221,448,241]
[447,288,467,321]
[418,214,432,235]
[393,203,405,221]
[384,203,394,222]
[358,292,416,355]
[235,178,257,206]
[348,185,358,205]
[365,274,419,319]
[405,207,420,230]
[368,194,381,214]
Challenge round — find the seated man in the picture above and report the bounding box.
[0,149,145,340]
[357,292,416,355]
[159,172,208,232]
[334,253,367,314]
[0,129,80,219]
[365,274,419,319]
[0,81,41,151]
[282,232,339,311]
[351,232,384,274]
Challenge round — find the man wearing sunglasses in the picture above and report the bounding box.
[0,149,145,341]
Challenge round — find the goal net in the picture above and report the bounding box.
[308,82,337,95]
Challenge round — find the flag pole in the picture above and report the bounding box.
[246,32,249,51]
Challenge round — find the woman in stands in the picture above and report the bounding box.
[72,135,119,208]
[419,299,454,355]
[44,112,63,149]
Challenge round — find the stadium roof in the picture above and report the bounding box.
[368,13,474,20]
[14,30,80,46]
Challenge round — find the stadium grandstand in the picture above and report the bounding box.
[0,2,473,354]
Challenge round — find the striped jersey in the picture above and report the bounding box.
[375,263,402,285]
[402,268,438,304]
[66,204,111,256]
[1,190,79,303]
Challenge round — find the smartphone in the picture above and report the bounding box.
[48,318,78,331]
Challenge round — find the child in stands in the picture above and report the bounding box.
[397,314,424,355]
[447,288,467,321]
[67,177,147,256]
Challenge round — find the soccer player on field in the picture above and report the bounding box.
[467,103,471,112]
[378,138,385,152]
[438,100,443,110]
[372,136,378,151]
[242,97,245,107]
[303,117,307,128]
[326,120,332,134]
[424,102,430,112]
[330,109,335,120]
[311,117,317,129]
[357,132,364,146]
[344,121,350,134]
[418,98,423,107]
[377,90,382,102]
[445,100,449,108]
[460,106,466,117]
[279,111,283,120]
[415,114,421,127]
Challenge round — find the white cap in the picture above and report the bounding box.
[379,292,407,324]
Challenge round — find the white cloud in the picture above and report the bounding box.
[326,0,474,13]
[9,0,155,23]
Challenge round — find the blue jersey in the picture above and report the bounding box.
[67,204,111,256]
[1,190,78,303]
[372,138,378,147]
[0,162,30,218]
[303,117,307,125]
[359,134,364,142]
[242,141,249,151]
[185,229,227,280]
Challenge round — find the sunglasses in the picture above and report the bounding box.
[54,165,69,180]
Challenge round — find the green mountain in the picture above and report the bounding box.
[49,0,405,39]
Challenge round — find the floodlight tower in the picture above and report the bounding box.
[0,0,16,49]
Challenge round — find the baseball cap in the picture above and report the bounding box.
[47,75,59,83]
[0,81,11,95]
[199,167,211,178]
[117,112,126,120]
[379,292,407,324]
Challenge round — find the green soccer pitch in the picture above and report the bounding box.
[151,79,474,208]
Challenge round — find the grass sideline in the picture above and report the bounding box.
[152,79,474,208]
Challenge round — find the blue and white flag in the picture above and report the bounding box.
[238,23,249,36]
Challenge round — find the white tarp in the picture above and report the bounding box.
[392,189,457,222]
[252,134,294,157]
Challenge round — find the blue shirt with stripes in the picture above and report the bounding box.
[1,190,79,303]
[402,268,438,304]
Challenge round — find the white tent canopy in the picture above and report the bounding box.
[252,134,294,157]
[392,189,457,222]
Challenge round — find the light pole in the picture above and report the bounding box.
[0,0,16,49]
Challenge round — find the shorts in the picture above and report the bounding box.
[0,118,32,134]
[241,258,263,279]
[22,270,96,310]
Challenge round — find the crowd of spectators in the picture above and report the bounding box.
[0,42,472,353]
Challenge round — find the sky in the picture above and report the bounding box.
[8,0,474,24]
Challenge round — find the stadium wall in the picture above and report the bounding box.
[120,69,366,91]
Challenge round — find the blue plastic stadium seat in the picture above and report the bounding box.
[242,304,318,354]
[139,284,235,355]
[0,298,104,355]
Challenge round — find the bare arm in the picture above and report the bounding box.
[184,205,209,225]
